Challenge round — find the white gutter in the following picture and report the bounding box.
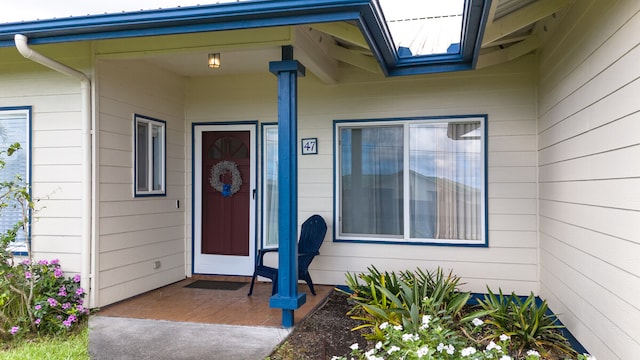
[15,34,94,307]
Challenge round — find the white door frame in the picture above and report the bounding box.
[193,123,256,275]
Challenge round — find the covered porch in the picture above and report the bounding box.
[95,276,334,327]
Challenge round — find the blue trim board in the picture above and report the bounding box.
[0,0,491,76]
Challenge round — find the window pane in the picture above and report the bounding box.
[409,122,481,240]
[263,127,278,247]
[0,109,29,250]
[340,126,403,236]
[151,124,162,191]
[136,122,149,192]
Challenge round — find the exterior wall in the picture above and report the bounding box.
[536,0,640,358]
[186,54,539,295]
[96,59,187,306]
[0,42,92,274]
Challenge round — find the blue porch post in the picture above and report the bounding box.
[268,46,306,327]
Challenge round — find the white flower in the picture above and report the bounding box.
[393,324,403,331]
[461,347,477,356]
[416,346,430,358]
[583,354,596,360]
[365,349,375,357]
[437,343,455,354]
[387,346,400,355]
[472,318,484,327]
[445,344,455,355]
[331,357,341,360]
[420,314,432,329]
[526,350,540,357]
[486,341,501,351]
[499,334,511,342]
[350,343,359,350]
[379,322,388,330]
[499,356,512,360]
[375,342,382,350]
[401,333,419,342]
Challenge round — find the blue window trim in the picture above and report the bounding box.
[333,114,489,248]
[0,106,32,256]
[133,114,167,197]
[189,120,259,276]
[0,0,491,76]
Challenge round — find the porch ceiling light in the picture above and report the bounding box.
[208,52,221,68]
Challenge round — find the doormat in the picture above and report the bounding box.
[184,280,247,291]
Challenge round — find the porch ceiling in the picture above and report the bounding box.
[110,0,576,80]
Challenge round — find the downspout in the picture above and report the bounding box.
[15,34,93,307]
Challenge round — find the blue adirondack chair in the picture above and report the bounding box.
[248,214,327,296]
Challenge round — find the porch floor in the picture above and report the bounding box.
[95,275,334,327]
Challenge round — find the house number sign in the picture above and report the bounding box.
[301,138,318,155]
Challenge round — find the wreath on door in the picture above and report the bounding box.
[209,160,243,197]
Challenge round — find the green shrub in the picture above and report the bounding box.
[342,267,471,340]
[467,287,576,357]
[0,143,88,339]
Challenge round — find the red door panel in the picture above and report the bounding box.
[202,131,250,256]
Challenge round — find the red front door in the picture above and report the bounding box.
[201,131,251,256]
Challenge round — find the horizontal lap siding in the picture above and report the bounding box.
[96,59,186,307]
[537,0,640,357]
[0,43,91,272]
[186,55,538,295]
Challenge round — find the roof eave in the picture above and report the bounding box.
[0,0,491,76]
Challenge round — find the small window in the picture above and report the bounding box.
[262,124,279,248]
[134,114,166,196]
[0,107,31,254]
[335,116,486,246]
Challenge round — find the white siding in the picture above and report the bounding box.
[96,59,187,306]
[186,54,539,295]
[0,43,91,272]
[537,0,640,358]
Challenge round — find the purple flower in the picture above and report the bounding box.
[57,315,62,320]
[24,271,32,279]
[77,299,84,305]
[51,259,59,265]
[54,268,64,278]
[35,318,41,325]
[63,319,72,327]
[47,297,58,307]
[62,302,71,310]
[58,287,67,297]
[34,304,42,310]
[73,274,81,283]
[21,259,30,265]
[10,326,19,335]
[68,315,77,323]
[38,259,49,265]
[76,288,85,296]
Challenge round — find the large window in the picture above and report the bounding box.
[335,116,486,245]
[134,114,166,196]
[0,107,31,254]
[262,124,279,248]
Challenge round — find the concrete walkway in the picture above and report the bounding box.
[89,316,290,360]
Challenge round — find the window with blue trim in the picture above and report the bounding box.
[335,116,486,245]
[0,107,31,253]
[262,124,279,248]
[134,114,166,196]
